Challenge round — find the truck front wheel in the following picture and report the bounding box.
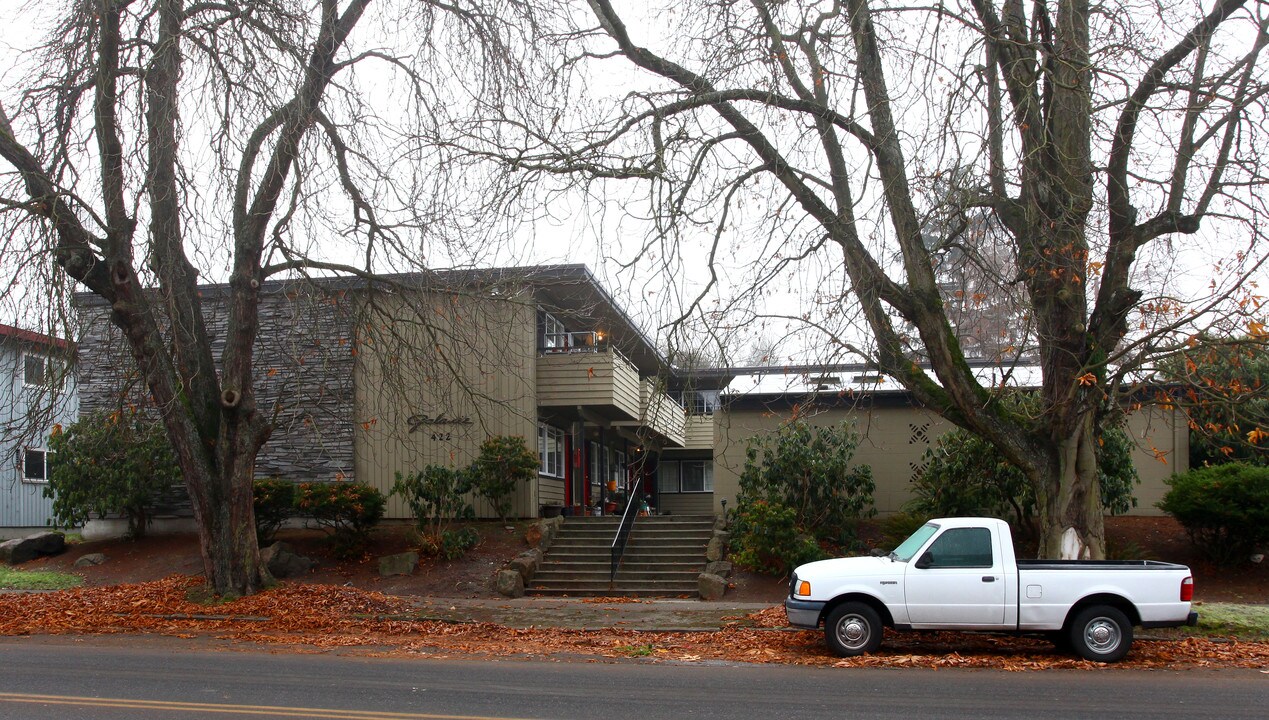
[825,602,883,657]
[1068,605,1133,663]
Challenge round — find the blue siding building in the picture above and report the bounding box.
[0,324,77,531]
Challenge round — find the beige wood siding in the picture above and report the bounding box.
[658,492,713,516]
[682,414,714,450]
[538,475,566,507]
[642,380,686,447]
[713,403,1186,517]
[615,379,687,446]
[536,350,641,419]
[1122,405,1189,515]
[354,291,538,520]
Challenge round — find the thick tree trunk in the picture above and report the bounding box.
[1036,413,1105,559]
[181,422,269,596]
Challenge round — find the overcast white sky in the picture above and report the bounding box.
[1,2,1264,368]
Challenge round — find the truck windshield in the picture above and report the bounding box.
[891,523,939,562]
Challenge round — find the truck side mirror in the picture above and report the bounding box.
[915,552,933,569]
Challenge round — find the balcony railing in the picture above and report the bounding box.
[541,331,605,354]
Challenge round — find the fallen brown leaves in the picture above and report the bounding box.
[3,576,1266,671]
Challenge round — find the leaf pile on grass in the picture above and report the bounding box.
[1,578,1267,671]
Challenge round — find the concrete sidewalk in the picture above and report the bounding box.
[402,596,780,632]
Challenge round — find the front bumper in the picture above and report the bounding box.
[785,598,826,629]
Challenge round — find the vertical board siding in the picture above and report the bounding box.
[713,402,1189,517]
[354,291,538,520]
[1,339,78,527]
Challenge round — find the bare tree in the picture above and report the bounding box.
[0,0,538,594]
[491,0,1269,557]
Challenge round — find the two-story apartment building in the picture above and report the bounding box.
[0,324,78,531]
[75,265,1187,524]
[77,266,689,521]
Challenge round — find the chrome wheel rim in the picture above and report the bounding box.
[1083,617,1122,655]
[835,614,870,650]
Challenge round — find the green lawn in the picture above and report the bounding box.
[1188,603,1269,640]
[0,566,83,591]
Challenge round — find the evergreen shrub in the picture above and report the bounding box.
[294,481,386,558]
[45,409,180,539]
[1158,463,1269,565]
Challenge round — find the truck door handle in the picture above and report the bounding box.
[982,576,996,582]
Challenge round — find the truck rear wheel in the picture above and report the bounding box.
[1068,605,1133,663]
[825,602,883,657]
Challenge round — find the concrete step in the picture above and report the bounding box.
[531,514,716,597]
[527,580,700,596]
[534,569,702,583]
[549,537,709,549]
[544,547,708,560]
[526,586,699,598]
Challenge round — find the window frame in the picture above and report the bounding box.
[22,351,49,388]
[588,440,602,491]
[657,460,679,494]
[541,312,566,350]
[922,527,994,569]
[537,423,566,478]
[22,447,50,484]
[658,459,712,494]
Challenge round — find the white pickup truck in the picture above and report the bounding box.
[785,517,1197,662]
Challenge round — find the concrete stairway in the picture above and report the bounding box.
[528,515,715,597]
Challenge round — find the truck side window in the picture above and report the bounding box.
[924,527,993,568]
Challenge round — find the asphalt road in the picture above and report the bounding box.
[0,636,1263,720]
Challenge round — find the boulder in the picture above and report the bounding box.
[524,523,544,548]
[261,542,315,579]
[0,532,66,565]
[377,551,420,577]
[698,572,727,601]
[496,568,525,598]
[705,560,733,578]
[74,553,107,568]
[705,531,730,562]
[508,549,543,583]
[529,517,563,552]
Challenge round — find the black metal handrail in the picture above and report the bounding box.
[609,480,644,584]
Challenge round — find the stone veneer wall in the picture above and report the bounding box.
[76,282,357,493]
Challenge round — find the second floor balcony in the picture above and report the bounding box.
[536,344,642,421]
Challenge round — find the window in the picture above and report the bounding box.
[588,441,601,490]
[658,459,711,493]
[23,448,49,483]
[681,460,712,492]
[538,423,566,477]
[23,352,49,387]
[541,312,566,350]
[922,527,994,568]
[679,390,721,415]
[657,461,679,494]
[611,449,626,490]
